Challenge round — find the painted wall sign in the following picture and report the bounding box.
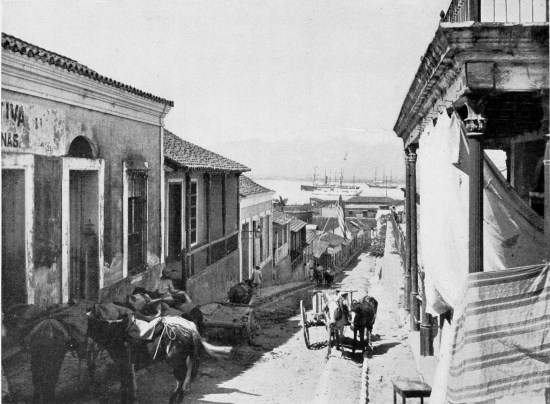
[1,101,66,155]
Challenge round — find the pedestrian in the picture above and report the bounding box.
[252,266,262,297]
[315,263,324,286]
[158,266,191,304]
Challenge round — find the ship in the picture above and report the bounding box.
[366,168,398,189]
[311,171,362,196]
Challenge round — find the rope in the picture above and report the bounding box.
[152,322,194,360]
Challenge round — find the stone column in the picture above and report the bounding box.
[464,103,487,273]
[404,151,411,312]
[409,145,420,331]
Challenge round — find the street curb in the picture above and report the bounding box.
[360,351,369,403]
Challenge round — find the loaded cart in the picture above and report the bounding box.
[199,302,255,344]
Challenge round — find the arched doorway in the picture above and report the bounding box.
[65,136,101,301]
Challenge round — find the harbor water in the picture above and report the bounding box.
[252,178,405,205]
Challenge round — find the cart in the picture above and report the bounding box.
[300,289,356,354]
[199,302,255,344]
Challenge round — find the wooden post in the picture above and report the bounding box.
[465,103,486,273]
[204,172,211,265]
[420,271,434,355]
[545,134,550,258]
[183,172,191,289]
[469,0,481,22]
[409,146,420,331]
[404,151,411,312]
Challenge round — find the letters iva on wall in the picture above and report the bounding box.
[1,101,66,155]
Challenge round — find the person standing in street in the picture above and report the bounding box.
[252,266,262,297]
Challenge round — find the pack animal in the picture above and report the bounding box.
[87,303,230,404]
[323,294,347,358]
[2,303,92,404]
[349,296,378,353]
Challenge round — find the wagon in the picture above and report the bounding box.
[199,302,255,344]
[300,289,356,353]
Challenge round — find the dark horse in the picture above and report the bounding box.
[349,296,378,353]
[87,303,230,404]
[2,303,93,404]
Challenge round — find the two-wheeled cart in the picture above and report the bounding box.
[300,289,356,351]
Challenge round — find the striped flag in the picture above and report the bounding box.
[336,195,349,241]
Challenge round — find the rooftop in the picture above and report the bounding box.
[2,33,173,107]
[273,211,294,226]
[239,176,274,197]
[289,217,307,232]
[346,196,398,204]
[164,130,250,173]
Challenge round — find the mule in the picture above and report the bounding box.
[2,303,92,404]
[349,296,378,353]
[87,304,230,404]
[323,294,347,358]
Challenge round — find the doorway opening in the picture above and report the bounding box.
[168,182,183,260]
[2,169,27,307]
[69,170,99,300]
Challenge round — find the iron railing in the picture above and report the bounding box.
[389,213,407,266]
[443,0,549,23]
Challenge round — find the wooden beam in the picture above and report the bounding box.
[466,62,549,92]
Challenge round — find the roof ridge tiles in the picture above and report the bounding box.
[2,32,174,107]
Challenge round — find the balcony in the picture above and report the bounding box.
[443,0,548,23]
[186,231,239,276]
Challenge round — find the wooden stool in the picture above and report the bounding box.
[392,379,431,404]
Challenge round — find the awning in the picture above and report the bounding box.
[290,217,307,232]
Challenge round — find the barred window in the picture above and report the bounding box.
[128,171,148,274]
[190,181,197,244]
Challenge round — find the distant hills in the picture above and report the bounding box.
[207,135,406,182]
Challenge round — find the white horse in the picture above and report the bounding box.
[323,293,348,358]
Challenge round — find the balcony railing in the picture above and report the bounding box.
[186,231,239,277]
[389,213,407,266]
[274,244,288,265]
[443,0,548,23]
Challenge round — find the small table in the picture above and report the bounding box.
[392,379,432,404]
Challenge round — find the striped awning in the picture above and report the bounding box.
[290,217,307,232]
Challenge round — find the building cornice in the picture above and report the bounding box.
[393,23,549,144]
[240,191,275,208]
[2,52,172,125]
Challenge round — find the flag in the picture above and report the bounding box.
[336,195,349,241]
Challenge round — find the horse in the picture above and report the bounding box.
[323,293,348,358]
[349,296,378,353]
[2,303,93,404]
[87,303,230,404]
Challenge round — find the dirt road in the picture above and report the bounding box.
[3,253,377,404]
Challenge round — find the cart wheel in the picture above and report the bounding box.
[300,300,311,349]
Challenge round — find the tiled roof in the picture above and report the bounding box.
[272,210,294,226]
[2,33,173,107]
[239,176,273,197]
[164,130,250,173]
[289,217,307,232]
[313,217,375,233]
[321,232,350,246]
[346,196,398,204]
[306,229,317,244]
[312,236,330,258]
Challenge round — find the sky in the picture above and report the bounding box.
[1,0,450,179]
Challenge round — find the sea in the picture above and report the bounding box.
[252,178,405,205]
